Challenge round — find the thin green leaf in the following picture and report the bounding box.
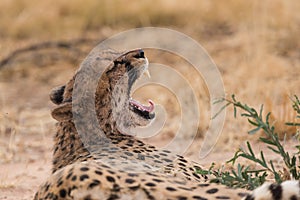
[266,112,271,124]
[247,119,259,126]
[247,142,255,157]
[259,137,276,145]
[241,114,252,118]
[259,104,264,118]
[267,146,280,154]
[231,94,237,102]
[248,126,262,135]
[213,98,225,105]
[250,108,258,116]
[234,106,237,118]
[212,102,231,119]
[270,161,282,183]
[285,122,300,126]
[260,151,267,167]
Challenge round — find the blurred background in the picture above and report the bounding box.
[0,0,299,199]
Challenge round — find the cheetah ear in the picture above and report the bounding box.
[50,85,66,105]
[51,102,72,121]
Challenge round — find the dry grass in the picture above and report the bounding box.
[0,1,299,199]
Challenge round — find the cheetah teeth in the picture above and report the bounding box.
[144,69,151,78]
[129,98,155,113]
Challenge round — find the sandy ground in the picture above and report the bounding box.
[0,155,51,200]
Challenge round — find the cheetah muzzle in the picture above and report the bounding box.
[126,50,155,120]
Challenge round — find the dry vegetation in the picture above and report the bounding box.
[0,0,299,199]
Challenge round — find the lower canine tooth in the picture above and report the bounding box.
[144,69,151,78]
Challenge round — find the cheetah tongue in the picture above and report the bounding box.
[129,99,154,113]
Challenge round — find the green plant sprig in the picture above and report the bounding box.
[197,163,267,190]
[212,95,300,183]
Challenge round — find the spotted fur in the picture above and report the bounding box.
[34,48,298,200]
[243,181,300,200]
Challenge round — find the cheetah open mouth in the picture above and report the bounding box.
[128,68,155,120]
[129,98,155,119]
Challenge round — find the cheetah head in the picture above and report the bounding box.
[50,48,155,134]
[104,49,155,130]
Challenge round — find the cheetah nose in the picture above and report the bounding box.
[134,49,145,59]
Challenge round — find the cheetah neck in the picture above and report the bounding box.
[95,71,131,135]
[52,119,136,173]
[52,76,131,172]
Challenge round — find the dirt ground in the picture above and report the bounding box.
[1,1,300,199]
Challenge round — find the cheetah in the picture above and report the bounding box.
[34,47,299,200]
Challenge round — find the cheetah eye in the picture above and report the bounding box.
[113,59,126,66]
[133,49,145,59]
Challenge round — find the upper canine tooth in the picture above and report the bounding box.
[144,69,151,78]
